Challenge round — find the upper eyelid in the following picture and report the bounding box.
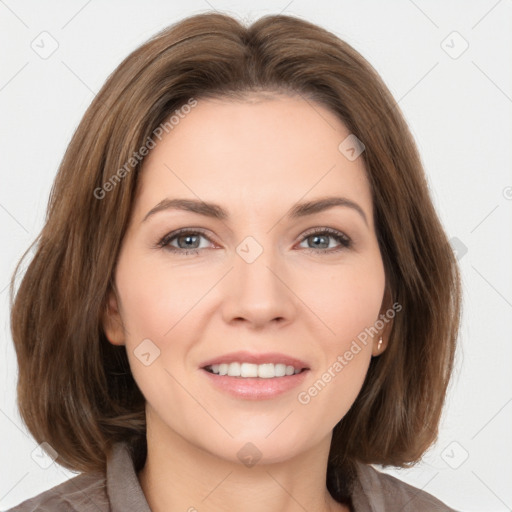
[300,226,350,240]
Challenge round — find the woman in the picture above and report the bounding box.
[8,11,461,511]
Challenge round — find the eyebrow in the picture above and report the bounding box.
[142,196,368,226]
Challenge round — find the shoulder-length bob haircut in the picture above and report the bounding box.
[10,10,461,492]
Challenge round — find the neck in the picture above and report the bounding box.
[137,408,349,512]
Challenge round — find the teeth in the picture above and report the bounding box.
[207,362,303,378]
[241,362,258,377]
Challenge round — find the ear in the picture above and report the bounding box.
[101,286,126,346]
[372,283,394,356]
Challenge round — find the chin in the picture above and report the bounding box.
[204,432,317,467]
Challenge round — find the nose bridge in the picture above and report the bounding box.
[221,233,294,327]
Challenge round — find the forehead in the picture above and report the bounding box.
[136,95,373,225]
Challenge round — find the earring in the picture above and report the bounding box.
[377,336,383,351]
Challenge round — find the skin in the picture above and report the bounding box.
[103,94,392,512]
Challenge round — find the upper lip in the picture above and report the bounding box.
[200,351,310,370]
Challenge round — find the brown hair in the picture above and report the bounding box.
[10,11,461,500]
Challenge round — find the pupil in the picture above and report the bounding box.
[312,235,328,249]
[180,234,198,249]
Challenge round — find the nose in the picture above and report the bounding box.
[220,243,296,330]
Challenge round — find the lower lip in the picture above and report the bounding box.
[200,368,310,400]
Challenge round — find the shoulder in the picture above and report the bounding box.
[353,462,458,512]
[5,471,109,512]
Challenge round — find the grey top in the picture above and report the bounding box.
[7,442,457,511]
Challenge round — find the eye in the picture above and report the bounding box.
[156,227,352,256]
[297,227,352,254]
[156,229,214,256]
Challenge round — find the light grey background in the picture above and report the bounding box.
[1,1,511,510]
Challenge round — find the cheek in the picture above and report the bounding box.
[301,258,385,343]
[116,269,166,339]
[115,251,200,341]
[113,253,214,390]
[295,259,384,408]
[296,292,379,430]
[114,256,192,407]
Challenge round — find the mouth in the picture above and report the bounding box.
[203,362,307,378]
[199,352,311,400]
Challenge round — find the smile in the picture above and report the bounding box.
[204,362,304,378]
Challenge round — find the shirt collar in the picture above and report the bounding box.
[105,441,373,512]
[106,442,152,512]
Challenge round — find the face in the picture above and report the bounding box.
[103,94,390,465]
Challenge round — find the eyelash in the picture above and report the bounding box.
[155,227,352,256]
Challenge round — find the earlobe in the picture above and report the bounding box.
[372,334,387,356]
[101,288,126,346]
[372,285,393,356]
[372,320,391,355]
